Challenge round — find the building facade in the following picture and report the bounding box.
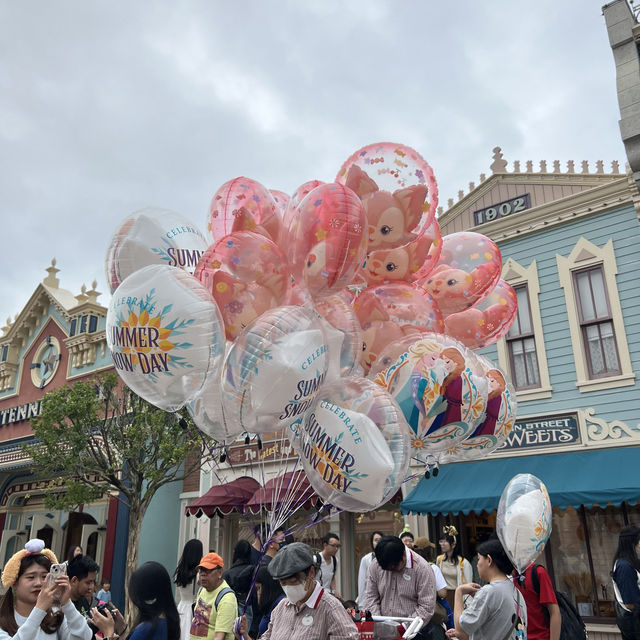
[0,261,183,606]
[401,149,640,640]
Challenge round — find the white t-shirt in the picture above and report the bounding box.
[431,563,447,592]
[317,553,336,590]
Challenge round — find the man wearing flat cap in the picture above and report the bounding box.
[191,552,238,640]
[234,542,358,640]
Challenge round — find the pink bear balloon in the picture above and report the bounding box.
[208,177,281,244]
[194,231,290,341]
[444,279,518,349]
[419,232,502,316]
[336,142,438,224]
[287,183,367,300]
[352,283,444,373]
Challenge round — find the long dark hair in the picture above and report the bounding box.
[0,555,63,635]
[174,539,203,588]
[613,525,640,572]
[256,566,284,614]
[128,562,180,640]
[232,540,252,566]
[440,529,463,564]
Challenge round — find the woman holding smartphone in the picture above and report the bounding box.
[0,539,92,640]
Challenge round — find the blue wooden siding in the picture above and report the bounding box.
[483,204,640,425]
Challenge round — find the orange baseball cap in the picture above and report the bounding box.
[198,552,224,570]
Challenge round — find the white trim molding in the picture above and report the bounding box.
[497,258,552,401]
[556,237,635,392]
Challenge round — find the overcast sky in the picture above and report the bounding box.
[0,0,628,322]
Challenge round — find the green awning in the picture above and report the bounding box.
[401,447,640,515]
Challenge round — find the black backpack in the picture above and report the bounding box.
[529,564,588,640]
[314,552,337,587]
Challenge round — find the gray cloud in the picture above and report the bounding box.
[0,0,626,317]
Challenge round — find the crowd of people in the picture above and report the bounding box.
[0,524,638,640]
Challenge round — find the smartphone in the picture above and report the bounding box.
[48,562,67,586]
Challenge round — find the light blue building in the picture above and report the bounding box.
[401,148,640,636]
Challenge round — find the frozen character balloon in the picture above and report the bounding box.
[443,279,518,349]
[207,177,281,244]
[194,231,290,341]
[352,283,443,373]
[438,359,516,464]
[418,232,502,316]
[105,208,208,294]
[371,333,487,465]
[286,183,367,300]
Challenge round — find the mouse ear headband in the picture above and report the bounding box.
[1,538,58,587]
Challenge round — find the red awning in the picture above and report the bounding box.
[245,471,319,514]
[185,476,261,518]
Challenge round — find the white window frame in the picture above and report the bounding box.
[496,258,552,400]
[556,238,635,392]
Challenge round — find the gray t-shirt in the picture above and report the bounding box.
[459,579,527,640]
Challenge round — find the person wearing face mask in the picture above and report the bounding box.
[233,542,357,640]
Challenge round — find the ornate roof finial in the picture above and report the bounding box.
[490,147,508,173]
[75,284,88,305]
[86,281,101,305]
[43,258,60,289]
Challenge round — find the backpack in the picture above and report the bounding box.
[314,552,337,588]
[529,564,588,640]
[193,586,235,616]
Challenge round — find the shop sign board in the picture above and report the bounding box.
[499,412,581,451]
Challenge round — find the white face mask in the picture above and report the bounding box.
[282,581,308,605]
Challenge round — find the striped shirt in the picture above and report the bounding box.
[361,546,436,625]
[261,582,358,640]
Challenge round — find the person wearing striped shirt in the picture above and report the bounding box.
[361,535,436,640]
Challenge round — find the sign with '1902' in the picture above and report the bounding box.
[474,193,531,226]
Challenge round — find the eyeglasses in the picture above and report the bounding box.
[327,543,341,549]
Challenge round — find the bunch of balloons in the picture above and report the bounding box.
[104,141,519,515]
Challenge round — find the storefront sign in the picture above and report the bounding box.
[226,438,295,466]
[499,412,580,451]
[0,401,42,426]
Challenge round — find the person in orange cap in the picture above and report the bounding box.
[190,553,237,640]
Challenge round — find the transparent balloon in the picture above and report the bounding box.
[353,283,443,374]
[269,189,290,218]
[444,279,518,349]
[418,232,502,316]
[106,265,226,412]
[220,306,330,435]
[294,377,412,512]
[194,231,291,341]
[207,177,281,243]
[104,207,208,294]
[336,141,438,231]
[314,292,363,379]
[287,183,367,300]
[497,474,552,573]
[278,179,325,247]
[370,333,487,462]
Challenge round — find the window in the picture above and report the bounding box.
[573,267,621,378]
[89,315,98,333]
[70,318,77,337]
[506,285,541,389]
[79,315,87,334]
[496,258,552,400]
[1,345,7,362]
[557,238,634,391]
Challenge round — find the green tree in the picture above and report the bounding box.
[26,372,214,620]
